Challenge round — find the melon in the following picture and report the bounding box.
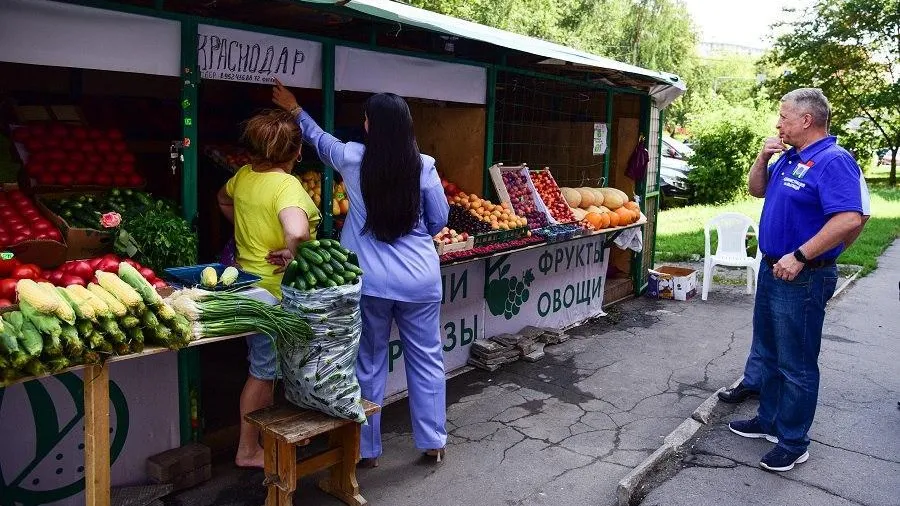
[597,205,611,213]
[571,207,588,221]
[598,188,625,210]
[560,187,582,208]
[590,188,605,207]
[576,188,595,208]
[586,205,604,214]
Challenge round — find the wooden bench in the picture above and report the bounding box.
[245,400,381,506]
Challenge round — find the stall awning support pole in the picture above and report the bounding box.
[84,364,111,506]
[179,18,202,444]
[603,91,614,184]
[483,66,497,200]
[322,41,336,237]
[632,94,652,294]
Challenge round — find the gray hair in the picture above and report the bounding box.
[781,88,831,129]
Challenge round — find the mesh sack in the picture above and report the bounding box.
[278,281,366,423]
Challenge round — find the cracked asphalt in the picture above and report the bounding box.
[640,240,900,506]
[165,241,898,506]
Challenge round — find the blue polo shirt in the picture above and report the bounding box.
[759,136,863,261]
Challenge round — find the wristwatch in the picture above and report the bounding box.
[793,249,809,264]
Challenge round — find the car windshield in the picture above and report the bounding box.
[663,136,694,157]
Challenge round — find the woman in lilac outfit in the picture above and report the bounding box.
[273,80,450,466]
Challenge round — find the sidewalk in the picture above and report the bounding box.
[639,239,900,506]
[169,261,767,506]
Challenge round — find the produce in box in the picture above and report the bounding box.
[13,123,146,188]
[0,188,63,247]
[560,186,642,230]
[44,189,167,230]
[297,170,350,216]
[280,239,363,291]
[501,170,549,229]
[447,192,526,231]
[531,169,576,223]
[433,227,469,245]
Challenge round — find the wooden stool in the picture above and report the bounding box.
[245,400,381,506]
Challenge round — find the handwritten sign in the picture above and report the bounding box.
[198,25,322,89]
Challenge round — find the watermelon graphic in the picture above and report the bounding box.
[0,372,129,505]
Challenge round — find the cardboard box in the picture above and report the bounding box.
[647,266,698,301]
[35,193,114,261]
[1,183,68,268]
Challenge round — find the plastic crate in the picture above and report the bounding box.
[473,226,529,247]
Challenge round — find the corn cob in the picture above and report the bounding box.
[38,282,76,325]
[16,279,60,316]
[96,271,146,314]
[20,301,62,340]
[67,285,112,319]
[117,262,163,305]
[57,287,97,322]
[17,319,43,356]
[3,311,24,331]
[87,284,128,318]
[220,266,239,286]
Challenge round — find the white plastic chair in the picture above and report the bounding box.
[702,212,762,301]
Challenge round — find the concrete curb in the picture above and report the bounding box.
[615,377,742,506]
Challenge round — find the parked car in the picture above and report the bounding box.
[660,135,694,207]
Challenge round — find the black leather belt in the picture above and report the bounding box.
[763,255,835,270]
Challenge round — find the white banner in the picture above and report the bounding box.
[0,0,181,76]
[385,261,485,397]
[483,235,609,337]
[335,47,486,104]
[198,25,322,88]
[0,353,180,505]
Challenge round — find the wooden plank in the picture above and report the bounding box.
[295,447,342,476]
[410,103,486,195]
[319,423,366,506]
[83,364,110,506]
[245,404,312,428]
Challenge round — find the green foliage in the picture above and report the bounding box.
[761,0,900,186]
[114,201,198,272]
[685,111,766,205]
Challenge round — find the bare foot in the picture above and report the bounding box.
[235,447,265,468]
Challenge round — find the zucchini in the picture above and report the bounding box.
[296,256,309,273]
[303,271,317,287]
[317,248,332,263]
[343,262,363,275]
[310,265,329,284]
[282,260,299,285]
[329,248,348,263]
[299,248,324,265]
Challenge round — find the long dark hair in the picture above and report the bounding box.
[360,93,422,243]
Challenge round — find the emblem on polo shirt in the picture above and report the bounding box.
[792,161,812,179]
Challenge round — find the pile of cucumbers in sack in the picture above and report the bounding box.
[281,239,363,291]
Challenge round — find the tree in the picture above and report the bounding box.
[762,0,900,186]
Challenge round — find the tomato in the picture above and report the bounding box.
[123,258,140,269]
[88,154,104,165]
[114,142,128,154]
[128,174,144,187]
[71,261,94,280]
[37,174,56,185]
[0,258,20,277]
[12,263,41,280]
[113,175,129,187]
[47,229,62,242]
[81,143,94,153]
[96,140,112,151]
[72,127,87,140]
[0,298,13,309]
[120,153,136,164]
[57,174,75,186]
[64,161,80,173]
[11,127,29,143]
[88,257,103,269]
[75,173,93,185]
[108,129,124,140]
[102,253,120,262]
[96,174,113,186]
[27,161,45,176]
[61,274,87,287]
[48,161,64,174]
[0,279,18,301]
[62,139,78,151]
[11,234,31,245]
[105,153,119,163]
[139,267,156,279]
[151,280,168,289]
[70,152,85,162]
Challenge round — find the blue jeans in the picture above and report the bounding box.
[754,261,837,454]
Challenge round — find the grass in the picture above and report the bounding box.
[655,183,900,276]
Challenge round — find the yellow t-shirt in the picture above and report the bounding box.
[225,165,321,299]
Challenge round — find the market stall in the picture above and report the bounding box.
[1,0,683,504]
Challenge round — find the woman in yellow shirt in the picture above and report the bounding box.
[217,109,321,468]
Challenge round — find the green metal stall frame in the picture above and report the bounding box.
[54,0,671,441]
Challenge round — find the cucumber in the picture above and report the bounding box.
[319,261,334,276]
[342,270,358,283]
[299,248,324,265]
[323,279,338,288]
[298,239,321,249]
[329,248,348,263]
[343,262,363,275]
[347,252,359,266]
[310,265,329,284]
[293,278,308,291]
[303,271,317,287]
[319,238,339,248]
[329,257,345,274]
[331,273,346,285]
[317,248,332,263]
[296,256,309,273]
[282,260,299,285]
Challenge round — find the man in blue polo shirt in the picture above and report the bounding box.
[727,88,865,472]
